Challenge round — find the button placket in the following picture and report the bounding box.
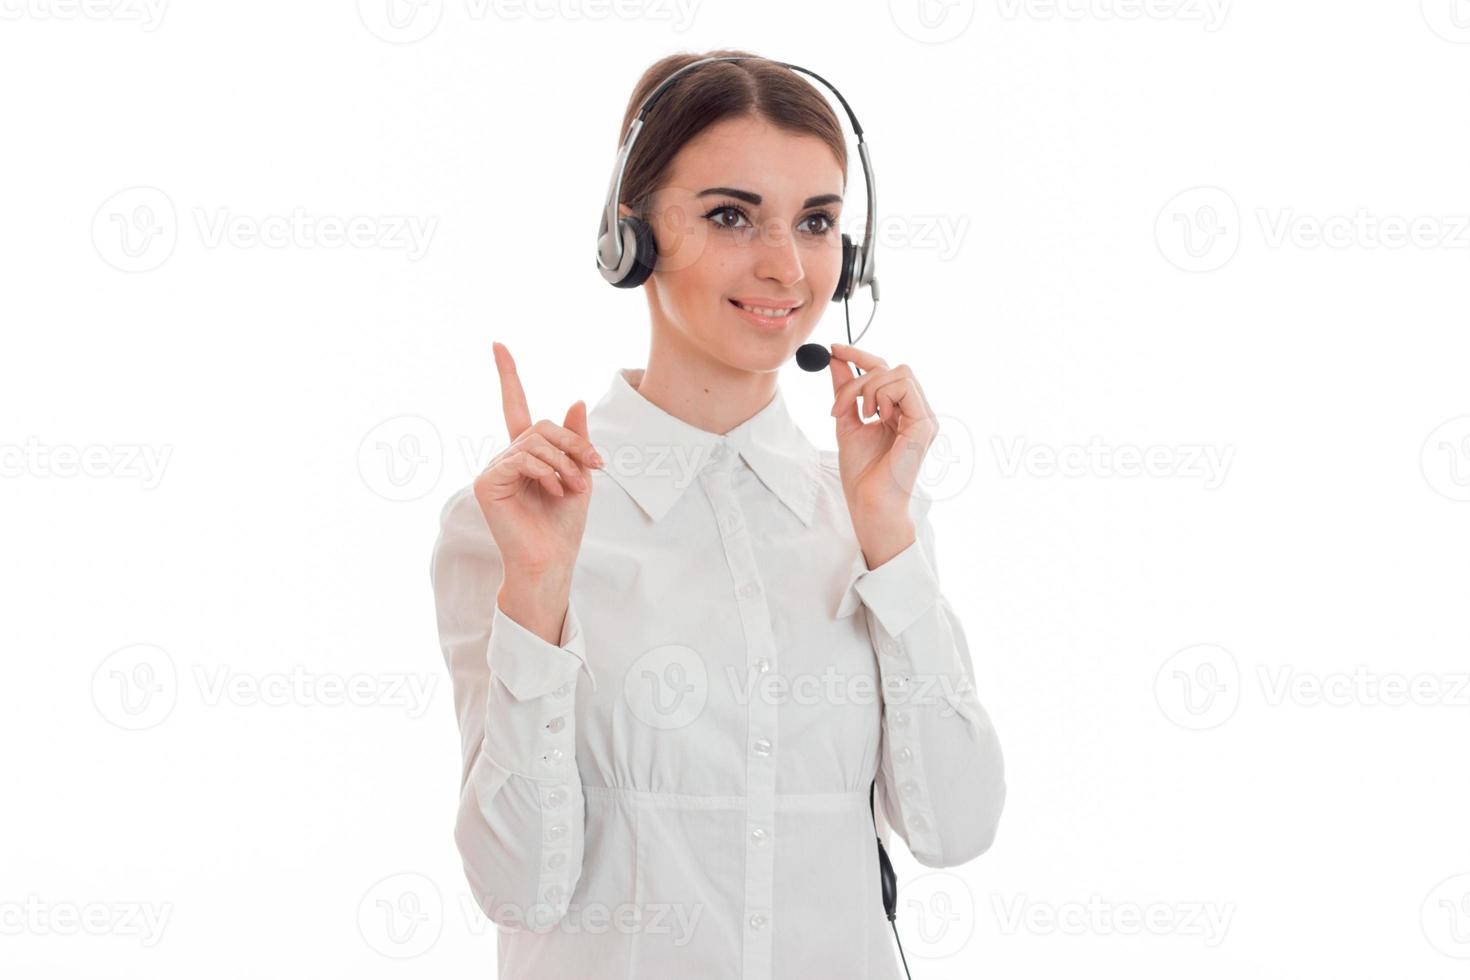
[701,457,777,980]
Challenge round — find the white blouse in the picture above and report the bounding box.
[430,365,1006,980]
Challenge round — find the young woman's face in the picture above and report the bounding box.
[622,114,846,372]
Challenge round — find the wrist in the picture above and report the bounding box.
[497,572,573,646]
[855,519,917,570]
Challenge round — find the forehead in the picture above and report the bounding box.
[662,115,845,202]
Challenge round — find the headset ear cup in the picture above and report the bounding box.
[832,233,855,302]
[611,215,658,289]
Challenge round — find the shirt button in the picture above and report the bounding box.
[547,823,567,841]
[897,747,912,764]
[892,709,910,727]
[546,748,564,765]
[547,851,567,869]
[752,737,772,757]
[553,681,572,699]
[754,657,771,674]
[739,582,761,599]
[901,780,919,798]
[543,884,565,904]
[749,912,768,930]
[709,444,726,463]
[911,814,927,831]
[881,639,898,655]
[546,715,566,734]
[546,788,567,807]
[750,827,769,845]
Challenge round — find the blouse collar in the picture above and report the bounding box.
[587,366,820,528]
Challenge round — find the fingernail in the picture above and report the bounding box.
[589,452,604,467]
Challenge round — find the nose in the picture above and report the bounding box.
[751,218,804,287]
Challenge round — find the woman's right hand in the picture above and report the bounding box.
[473,341,603,582]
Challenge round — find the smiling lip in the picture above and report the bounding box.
[730,297,804,310]
[729,298,802,330]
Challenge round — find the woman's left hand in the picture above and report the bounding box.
[827,342,937,567]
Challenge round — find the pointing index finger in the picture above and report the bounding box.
[492,341,533,440]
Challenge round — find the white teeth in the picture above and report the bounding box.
[735,302,794,317]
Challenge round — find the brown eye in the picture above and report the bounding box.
[801,212,837,235]
[704,205,751,230]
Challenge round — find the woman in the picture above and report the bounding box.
[430,49,1006,979]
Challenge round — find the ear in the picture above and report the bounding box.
[617,202,635,221]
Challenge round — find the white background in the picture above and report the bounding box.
[3,1,1469,977]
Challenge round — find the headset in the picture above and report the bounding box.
[595,55,880,348]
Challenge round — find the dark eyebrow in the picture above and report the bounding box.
[697,187,842,209]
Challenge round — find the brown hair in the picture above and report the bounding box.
[614,49,849,219]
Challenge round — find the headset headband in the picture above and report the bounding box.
[595,56,879,311]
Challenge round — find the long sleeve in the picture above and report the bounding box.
[839,494,1006,868]
[429,485,598,931]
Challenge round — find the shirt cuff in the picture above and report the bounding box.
[841,537,942,638]
[488,598,597,699]
[482,600,593,780]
